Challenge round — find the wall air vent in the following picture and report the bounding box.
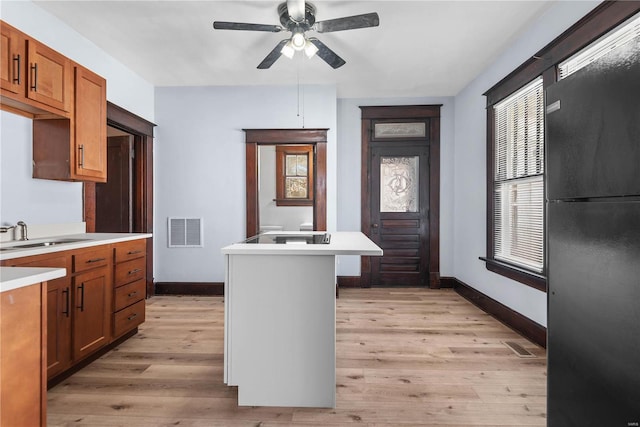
[168,217,203,248]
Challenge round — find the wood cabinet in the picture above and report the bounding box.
[112,239,146,339]
[0,20,71,117]
[26,37,72,112]
[1,282,47,427]
[1,21,26,96]
[32,63,107,182]
[1,20,107,183]
[73,65,107,180]
[10,255,72,378]
[72,247,111,360]
[0,238,147,382]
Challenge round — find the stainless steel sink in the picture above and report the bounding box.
[0,238,90,251]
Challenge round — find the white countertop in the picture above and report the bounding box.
[221,231,383,256]
[0,232,152,261]
[0,266,67,292]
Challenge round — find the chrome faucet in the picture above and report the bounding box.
[17,221,28,241]
[0,225,16,233]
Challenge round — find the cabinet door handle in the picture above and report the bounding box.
[127,250,142,255]
[86,257,106,263]
[127,313,138,321]
[13,54,21,84]
[77,284,85,312]
[30,63,37,91]
[62,287,70,317]
[78,145,85,167]
[127,291,138,298]
[128,268,142,275]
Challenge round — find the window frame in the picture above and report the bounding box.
[483,1,640,292]
[275,144,314,207]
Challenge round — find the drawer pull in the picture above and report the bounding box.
[127,313,138,321]
[127,250,142,255]
[87,257,106,263]
[127,291,138,298]
[128,268,142,275]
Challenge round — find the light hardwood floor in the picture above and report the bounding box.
[47,288,547,426]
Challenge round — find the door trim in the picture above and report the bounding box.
[84,101,156,296]
[244,128,327,238]
[360,105,441,288]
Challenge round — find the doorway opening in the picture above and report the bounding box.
[83,102,155,295]
[244,128,327,238]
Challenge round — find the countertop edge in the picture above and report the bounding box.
[0,267,67,293]
[0,233,152,261]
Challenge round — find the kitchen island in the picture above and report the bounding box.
[221,231,382,408]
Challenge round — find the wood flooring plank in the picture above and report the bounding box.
[48,288,547,426]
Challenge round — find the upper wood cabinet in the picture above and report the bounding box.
[0,21,71,117]
[1,22,26,96]
[26,38,72,113]
[74,65,107,181]
[32,63,107,182]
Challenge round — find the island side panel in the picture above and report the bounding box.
[227,253,336,407]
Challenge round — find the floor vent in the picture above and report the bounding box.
[502,341,536,358]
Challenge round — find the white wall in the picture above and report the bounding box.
[0,1,154,228]
[258,146,313,231]
[154,84,337,282]
[451,0,601,327]
[336,97,455,277]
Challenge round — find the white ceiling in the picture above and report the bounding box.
[33,0,554,98]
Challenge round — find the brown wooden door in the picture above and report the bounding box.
[360,105,441,288]
[96,135,133,232]
[369,144,430,286]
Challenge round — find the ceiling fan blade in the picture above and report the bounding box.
[257,40,289,69]
[287,0,306,23]
[213,21,282,32]
[315,12,380,33]
[309,38,346,69]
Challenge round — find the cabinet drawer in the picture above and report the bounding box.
[115,257,145,287]
[115,239,146,263]
[114,279,145,312]
[113,299,145,338]
[73,247,110,272]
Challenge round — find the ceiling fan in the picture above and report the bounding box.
[213,0,379,69]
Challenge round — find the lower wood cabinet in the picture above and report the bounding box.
[73,266,111,360]
[1,238,148,382]
[1,282,47,427]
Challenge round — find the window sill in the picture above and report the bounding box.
[480,257,547,292]
[274,198,313,207]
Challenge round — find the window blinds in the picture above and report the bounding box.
[559,12,640,79]
[493,77,544,272]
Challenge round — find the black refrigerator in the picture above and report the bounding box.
[546,37,640,426]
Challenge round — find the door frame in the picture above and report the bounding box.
[360,105,441,288]
[244,128,327,238]
[84,102,156,296]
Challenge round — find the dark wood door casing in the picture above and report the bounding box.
[360,105,441,288]
[84,102,155,296]
[244,128,328,238]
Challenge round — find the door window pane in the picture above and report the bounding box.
[380,156,419,212]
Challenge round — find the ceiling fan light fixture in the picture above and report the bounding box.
[291,31,306,51]
[281,41,295,59]
[304,39,318,58]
